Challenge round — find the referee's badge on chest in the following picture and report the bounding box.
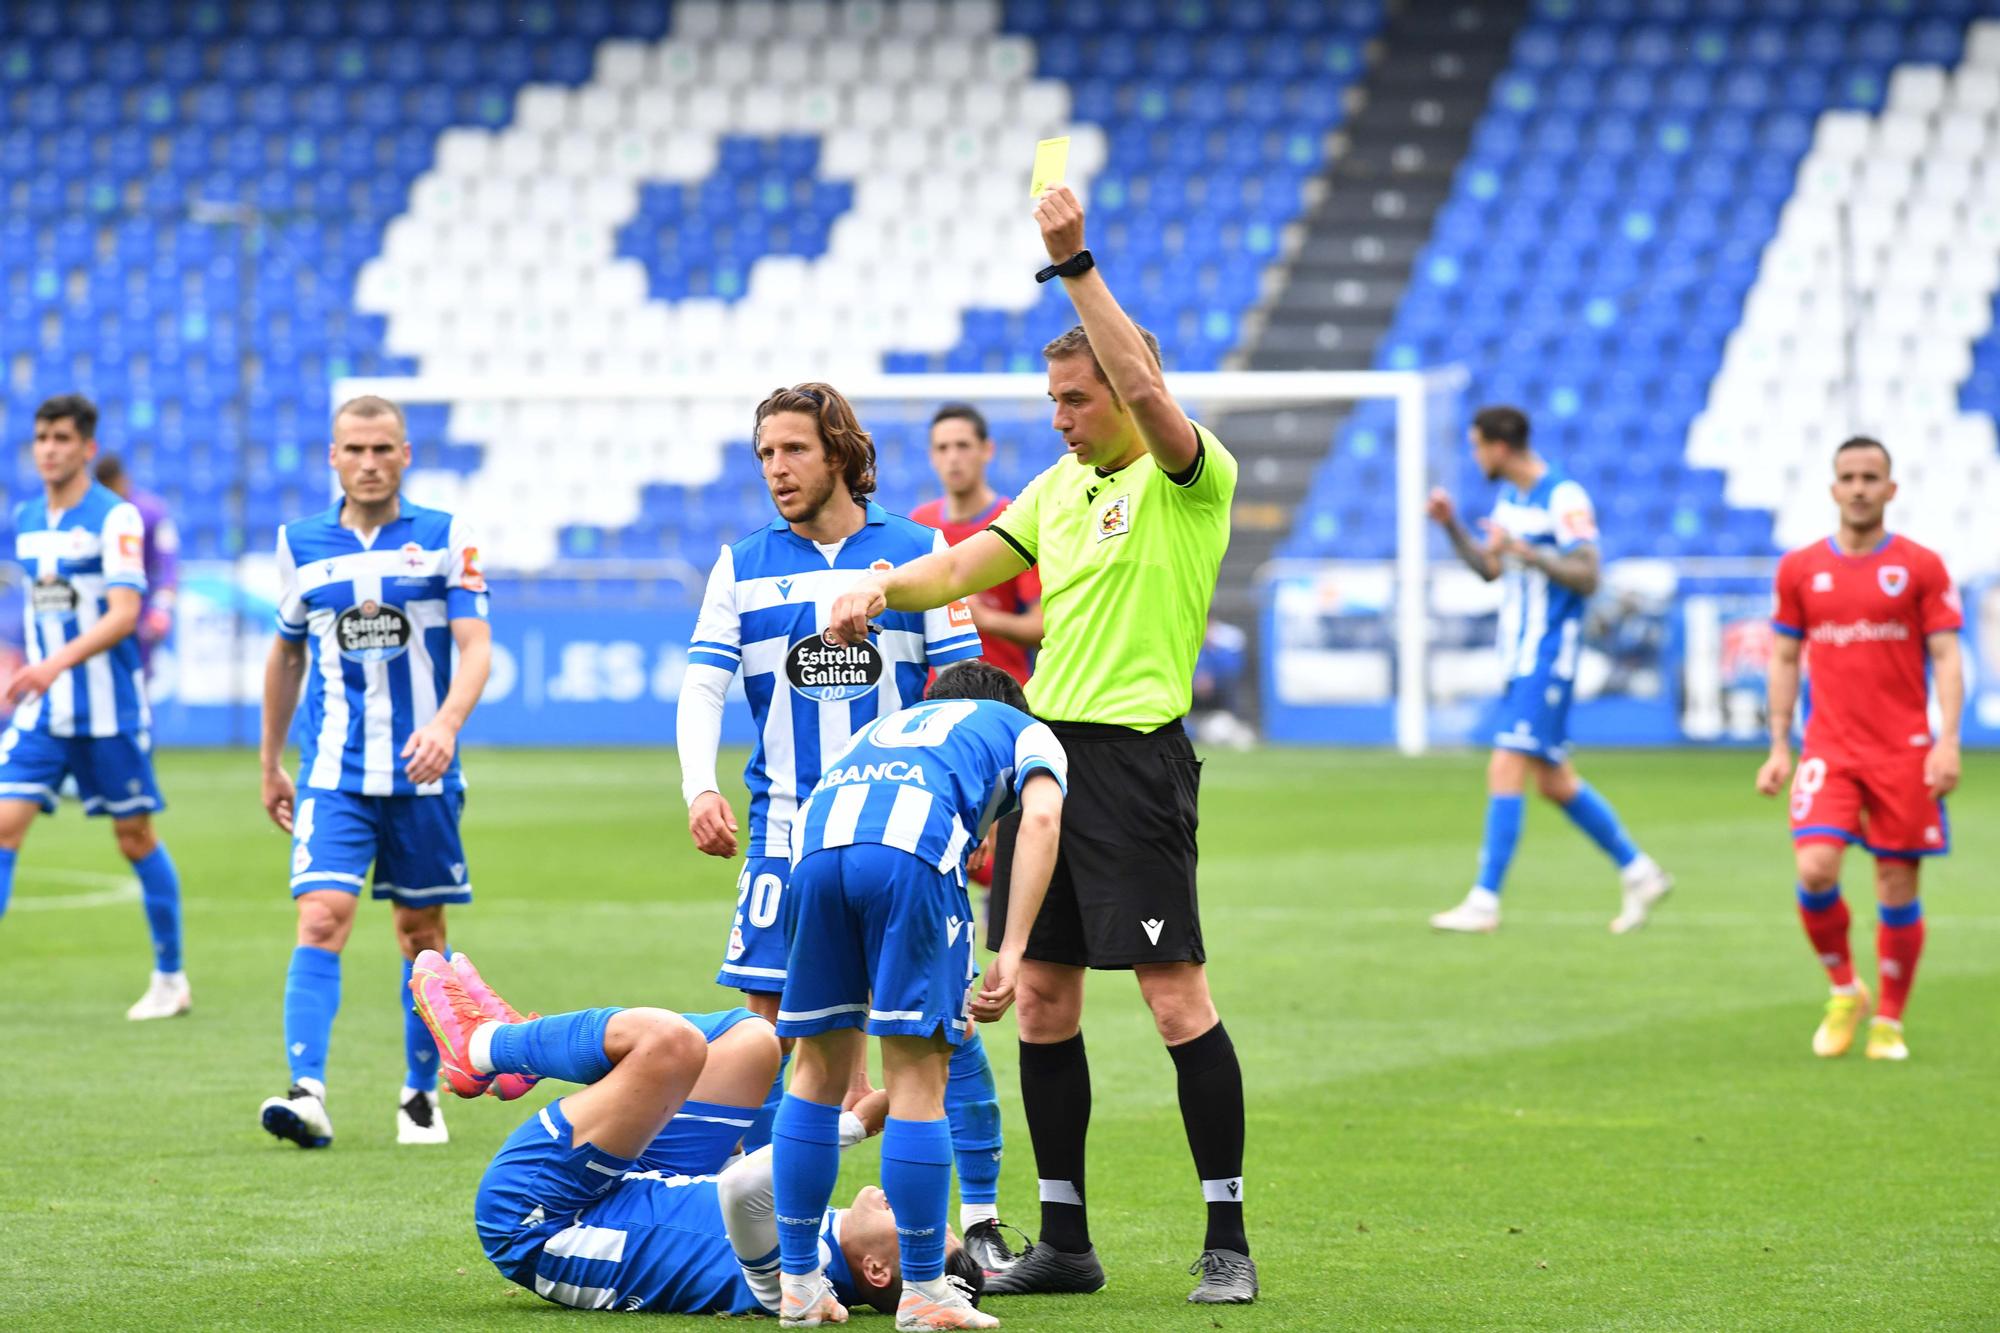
[1095,493,1132,542]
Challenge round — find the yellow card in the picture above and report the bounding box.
[1030,135,1070,198]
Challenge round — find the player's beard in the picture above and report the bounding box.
[779,470,839,524]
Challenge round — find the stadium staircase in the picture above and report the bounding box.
[1209,0,1530,638]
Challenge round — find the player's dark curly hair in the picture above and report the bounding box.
[35,393,98,439]
[926,661,1029,714]
[754,382,877,501]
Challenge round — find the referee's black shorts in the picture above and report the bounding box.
[986,718,1205,969]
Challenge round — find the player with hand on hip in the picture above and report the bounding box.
[1425,406,1673,936]
[0,395,188,1021]
[256,395,493,1149]
[1756,437,1961,1063]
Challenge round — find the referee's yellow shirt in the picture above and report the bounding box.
[988,421,1237,730]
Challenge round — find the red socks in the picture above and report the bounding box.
[1796,886,1854,988]
[1875,900,1926,1022]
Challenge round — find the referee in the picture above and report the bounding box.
[828,185,1253,1305]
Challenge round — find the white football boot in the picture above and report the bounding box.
[1609,856,1674,935]
[260,1080,333,1148]
[1430,888,1500,933]
[396,1087,449,1145]
[126,970,192,1020]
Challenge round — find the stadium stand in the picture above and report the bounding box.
[0,0,1381,576]
[1283,1,2000,578]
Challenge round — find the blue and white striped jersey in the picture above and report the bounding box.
[687,503,984,858]
[790,698,1068,878]
[274,501,489,796]
[12,482,150,738]
[1490,470,1598,682]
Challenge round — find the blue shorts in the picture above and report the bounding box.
[289,788,469,908]
[1490,673,1574,765]
[635,1008,763,1178]
[715,855,793,995]
[475,1098,642,1282]
[0,727,163,817]
[776,843,977,1046]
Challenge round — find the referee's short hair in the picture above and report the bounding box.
[1471,405,1531,450]
[926,661,1029,714]
[1042,323,1164,402]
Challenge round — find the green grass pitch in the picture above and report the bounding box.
[4,746,1995,1330]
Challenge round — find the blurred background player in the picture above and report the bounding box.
[910,404,1044,688]
[255,395,493,1149]
[0,394,186,1020]
[406,952,983,1318]
[92,455,178,678]
[1756,437,1961,1063]
[1425,406,1672,936]
[829,187,1256,1306]
[675,385,1021,1274]
[770,661,1065,1331]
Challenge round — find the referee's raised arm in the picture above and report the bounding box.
[1031,184,1200,475]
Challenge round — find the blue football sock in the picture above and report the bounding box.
[283,945,342,1085]
[882,1116,954,1283]
[486,1007,623,1085]
[401,950,448,1092]
[1561,783,1641,869]
[773,1093,843,1277]
[130,845,182,973]
[742,1049,790,1154]
[946,1032,1003,1208]
[1475,794,1525,894]
[0,845,15,920]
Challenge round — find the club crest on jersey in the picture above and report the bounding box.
[870,559,893,572]
[786,631,883,703]
[1878,566,1908,597]
[1096,493,1132,542]
[335,599,413,663]
[1812,571,1834,592]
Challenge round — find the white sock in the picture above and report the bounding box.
[1620,853,1657,884]
[781,1270,825,1303]
[468,1021,499,1074]
[296,1076,327,1101]
[1468,886,1501,912]
[906,1275,955,1300]
[1831,981,1861,996]
[961,1202,999,1230]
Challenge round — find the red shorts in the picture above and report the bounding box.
[1789,749,1949,860]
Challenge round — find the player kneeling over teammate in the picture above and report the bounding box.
[772,661,1067,1330]
[407,952,983,1316]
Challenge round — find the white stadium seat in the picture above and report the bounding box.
[1885,65,1948,116]
[593,40,650,86]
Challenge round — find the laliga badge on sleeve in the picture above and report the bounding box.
[1030,135,1070,198]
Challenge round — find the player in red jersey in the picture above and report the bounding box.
[908,404,1043,687]
[1756,437,1963,1062]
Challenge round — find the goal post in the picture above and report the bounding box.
[334,368,1466,754]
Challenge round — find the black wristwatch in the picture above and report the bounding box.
[1036,249,1095,283]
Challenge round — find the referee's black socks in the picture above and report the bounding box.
[1169,1021,1249,1256]
[1019,1032,1093,1253]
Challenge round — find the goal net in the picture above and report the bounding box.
[331,369,1467,752]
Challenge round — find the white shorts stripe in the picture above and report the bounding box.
[538,1107,560,1139]
[374,882,471,899]
[583,1159,625,1178]
[291,871,368,888]
[533,1276,619,1310]
[778,1002,868,1022]
[674,1112,757,1128]
[867,1007,925,1023]
[719,962,787,980]
[544,1224,628,1263]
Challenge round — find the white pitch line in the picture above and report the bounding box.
[8,867,142,911]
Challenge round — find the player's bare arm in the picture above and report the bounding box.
[259,634,308,832]
[1757,633,1803,796]
[1036,184,1200,474]
[1925,630,1963,799]
[827,530,1025,645]
[3,585,141,703]
[1491,528,1601,596]
[1427,489,1501,580]
[403,618,491,786]
[970,599,1044,648]
[972,771,1063,1023]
